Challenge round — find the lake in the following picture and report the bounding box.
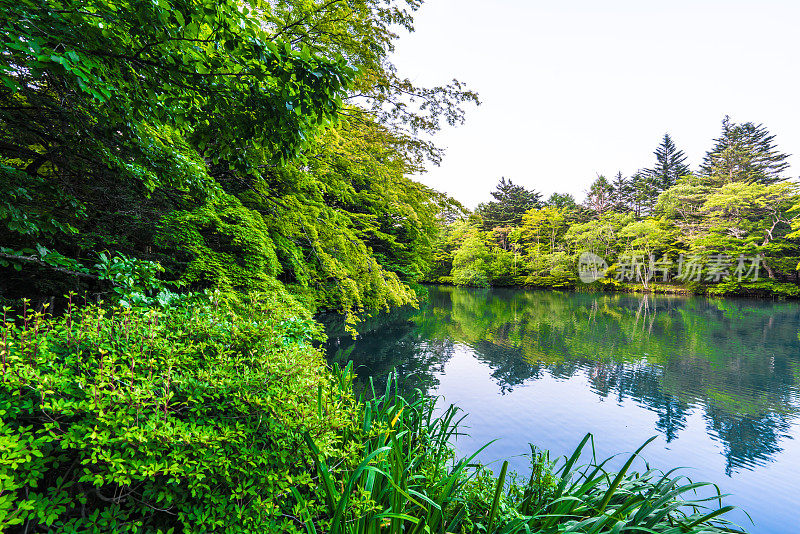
[323,286,800,534]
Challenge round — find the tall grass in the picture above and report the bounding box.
[301,364,746,534]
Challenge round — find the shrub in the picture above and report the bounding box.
[0,292,358,533]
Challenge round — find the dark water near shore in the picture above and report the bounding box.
[323,286,800,533]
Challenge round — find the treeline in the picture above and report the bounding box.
[429,119,800,296]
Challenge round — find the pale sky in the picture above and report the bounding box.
[391,0,800,208]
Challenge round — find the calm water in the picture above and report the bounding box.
[323,286,800,534]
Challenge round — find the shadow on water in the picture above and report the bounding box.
[322,285,800,475]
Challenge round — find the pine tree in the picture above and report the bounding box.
[611,171,633,212]
[700,116,791,185]
[477,177,542,230]
[643,134,691,191]
[630,172,658,217]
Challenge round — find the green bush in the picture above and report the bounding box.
[0,292,358,533]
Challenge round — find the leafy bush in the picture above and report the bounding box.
[0,292,358,533]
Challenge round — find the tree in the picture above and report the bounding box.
[0,0,477,322]
[611,172,634,212]
[0,0,352,297]
[545,192,577,210]
[585,175,614,216]
[262,0,480,167]
[565,212,633,266]
[643,134,691,191]
[451,229,491,287]
[477,177,542,230]
[691,182,800,280]
[629,172,659,217]
[700,116,791,185]
[518,207,568,257]
[618,219,679,288]
[655,175,711,223]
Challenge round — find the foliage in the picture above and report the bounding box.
[452,230,491,288]
[477,178,542,231]
[303,367,743,534]
[428,116,800,295]
[0,292,362,533]
[0,0,350,300]
[585,175,615,216]
[0,0,476,325]
[643,133,691,192]
[700,116,791,185]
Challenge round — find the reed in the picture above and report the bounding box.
[303,365,745,533]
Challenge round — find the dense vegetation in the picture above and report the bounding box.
[1,0,752,532]
[431,125,800,296]
[0,0,474,328]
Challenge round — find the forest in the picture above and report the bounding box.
[430,124,800,297]
[0,0,759,532]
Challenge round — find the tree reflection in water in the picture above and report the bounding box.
[322,286,800,474]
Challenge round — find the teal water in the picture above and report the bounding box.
[323,286,800,533]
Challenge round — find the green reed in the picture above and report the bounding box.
[303,364,746,534]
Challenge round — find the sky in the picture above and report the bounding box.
[390,0,800,208]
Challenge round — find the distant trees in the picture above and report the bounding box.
[429,115,800,293]
[625,134,692,216]
[700,116,791,185]
[611,172,634,212]
[643,134,691,191]
[545,192,577,210]
[477,177,542,230]
[585,175,614,216]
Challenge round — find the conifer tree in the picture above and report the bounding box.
[630,172,658,217]
[644,134,691,191]
[477,177,542,230]
[700,116,791,185]
[611,171,633,212]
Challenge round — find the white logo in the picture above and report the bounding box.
[578,252,608,283]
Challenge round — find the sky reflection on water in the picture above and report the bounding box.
[323,286,800,533]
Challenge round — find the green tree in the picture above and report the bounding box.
[565,212,633,265]
[691,182,800,281]
[0,0,477,324]
[643,134,691,191]
[451,229,491,287]
[0,0,352,297]
[611,172,634,212]
[618,219,679,288]
[655,175,712,223]
[545,192,577,210]
[516,206,573,286]
[700,116,791,185]
[630,172,660,217]
[477,177,542,230]
[262,0,479,167]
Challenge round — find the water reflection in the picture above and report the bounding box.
[323,286,800,474]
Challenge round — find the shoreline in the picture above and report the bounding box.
[422,280,800,299]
